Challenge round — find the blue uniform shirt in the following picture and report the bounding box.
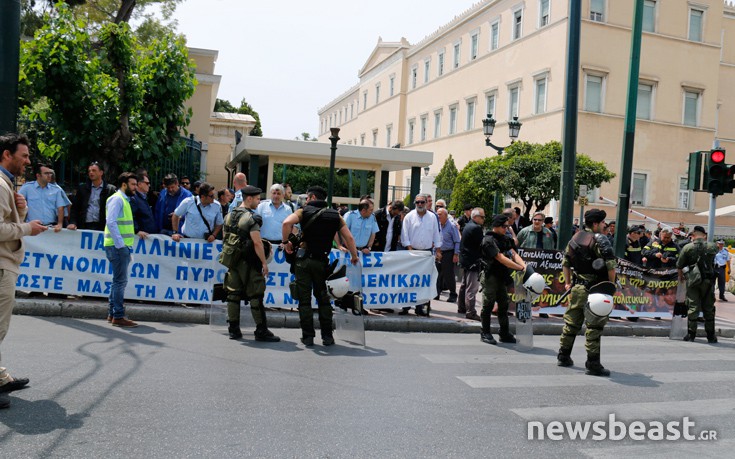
[174,196,223,239]
[19,181,67,224]
[345,209,379,248]
[255,200,293,241]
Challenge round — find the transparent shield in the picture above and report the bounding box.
[515,301,533,351]
[670,314,688,340]
[334,259,365,346]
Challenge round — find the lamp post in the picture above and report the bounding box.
[482,114,522,214]
[423,165,430,176]
[327,127,340,206]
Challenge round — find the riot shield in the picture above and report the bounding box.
[514,301,533,351]
[333,259,365,346]
[670,282,688,340]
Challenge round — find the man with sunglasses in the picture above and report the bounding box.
[130,174,158,238]
[479,214,526,345]
[458,207,486,319]
[399,194,442,316]
[516,211,554,249]
[68,161,117,232]
[171,182,222,242]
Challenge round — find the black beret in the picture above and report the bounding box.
[241,185,262,197]
[692,225,707,235]
[491,214,509,228]
[584,209,607,224]
[544,217,554,224]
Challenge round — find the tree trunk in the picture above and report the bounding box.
[115,0,137,23]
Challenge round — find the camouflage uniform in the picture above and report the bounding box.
[677,239,718,342]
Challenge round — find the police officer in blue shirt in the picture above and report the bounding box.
[255,183,293,245]
[342,198,379,255]
[19,163,67,232]
[171,182,223,242]
[714,239,731,301]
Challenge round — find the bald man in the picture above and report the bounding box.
[229,172,248,212]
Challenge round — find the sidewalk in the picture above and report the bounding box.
[13,291,735,338]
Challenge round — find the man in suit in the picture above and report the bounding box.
[68,161,116,231]
[372,200,404,252]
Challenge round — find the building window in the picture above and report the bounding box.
[679,176,691,209]
[408,119,415,144]
[513,8,523,40]
[637,82,654,120]
[590,0,605,22]
[470,32,479,60]
[688,8,704,42]
[631,173,647,205]
[386,125,392,147]
[453,42,461,69]
[491,21,500,50]
[683,89,701,127]
[350,103,354,119]
[486,93,496,118]
[539,0,550,27]
[584,73,604,113]
[411,66,418,89]
[534,76,547,114]
[642,0,656,33]
[424,59,430,84]
[360,134,365,146]
[434,111,442,138]
[508,86,520,119]
[372,130,378,147]
[438,51,445,76]
[339,111,342,125]
[375,83,380,104]
[449,105,458,134]
[466,99,476,131]
[389,75,395,96]
[420,115,428,141]
[363,91,368,110]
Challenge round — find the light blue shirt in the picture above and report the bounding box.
[19,181,67,224]
[105,191,131,249]
[345,209,379,248]
[86,182,104,223]
[715,247,731,267]
[255,200,293,241]
[174,196,223,239]
[229,189,242,212]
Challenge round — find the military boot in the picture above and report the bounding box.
[707,333,718,344]
[683,331,697,342]
[321,332,335,346]
[253,314,280,342]
[585,354,610,377]
[227,321,243,340]
[557,348,574,367]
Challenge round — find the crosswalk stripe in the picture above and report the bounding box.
[578,438,734,458]
[511,398,735,422]
[423,352,735,364]
[393,336,709,347]
[458,371,735,389]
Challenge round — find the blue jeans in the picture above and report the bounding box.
[105,246,131,319]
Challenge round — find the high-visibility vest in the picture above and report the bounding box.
[104,191,135,247]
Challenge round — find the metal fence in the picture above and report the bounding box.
[387,185,411,203]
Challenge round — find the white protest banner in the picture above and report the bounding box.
[20,230,437,308]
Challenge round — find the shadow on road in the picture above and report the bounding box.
[0,396,86,435]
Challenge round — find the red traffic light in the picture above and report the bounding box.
[711,149,726,163]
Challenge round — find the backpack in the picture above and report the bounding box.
[218,208,250,269]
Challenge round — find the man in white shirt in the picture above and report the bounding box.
[399,194,442,316]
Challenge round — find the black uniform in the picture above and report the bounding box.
[624,237,643,266]
[372,206,402,251]
[480,231,516,341]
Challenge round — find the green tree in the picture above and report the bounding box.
[214,98,263,137]
[274,166,374,198]
[19,2,195,175]
[451,141,615,218]
[434,154,458,205]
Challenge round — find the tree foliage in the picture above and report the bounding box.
[434,154,458,204]
[450,141,615,218]
[214,98,263,137]
[274,166,375,199]
[19,2,196,176]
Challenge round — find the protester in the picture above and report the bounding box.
[130,174,158,238]
[229,172,248,212]
[516,212,554,249]
[0,134,48,409]
[642,228,678,269]
[68,161,116,231]
[544,216,558,247]
[343,198,379,254]
[171,182,222,242]
[155,173,192,236]
[372,200,404,252]
[624,225,644,266]
[457,204,473,234]
[18,163,66,232]
[255,183,293,245]
[217,188,233,220]
[104,172,139,328]
[283,183,296,211]
[435,208,460,303]
[180,176,191,191]
[458,208,485,320]
[677,226,719,343]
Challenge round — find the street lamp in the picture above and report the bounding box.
[423,165,430,176]
[327,127,340,206]
[482,114,522,213]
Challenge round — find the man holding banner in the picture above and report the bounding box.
[557,209,616,377]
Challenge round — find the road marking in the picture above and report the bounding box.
[423,352,735,364]
[458,371,735,389]
[511,398,735,422]
[578,439,735,458]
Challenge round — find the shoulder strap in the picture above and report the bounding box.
[303,207,329,232]
[195,198,213,233]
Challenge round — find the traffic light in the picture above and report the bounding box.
[687,151,704,191]
[726,163,735,194]
[705,149,727,195]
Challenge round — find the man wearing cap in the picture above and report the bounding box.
[624,225,644,266]
[714,239,730,302]
[677,226,719,342]
[478,214,526,345]
[557,209,617,376]
[221,185,280,342]
[282,186,359,347]
[544,217,557,246]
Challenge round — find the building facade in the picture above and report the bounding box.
[318,0,735,234]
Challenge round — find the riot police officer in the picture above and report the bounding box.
[677,225,719,343]
[479,214,526,345]
[221,185,280,342]
[557,209,616,376]
[281,186,359,347]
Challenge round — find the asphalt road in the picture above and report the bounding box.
[1,316,733,458]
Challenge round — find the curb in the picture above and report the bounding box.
[12,298,735,338]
